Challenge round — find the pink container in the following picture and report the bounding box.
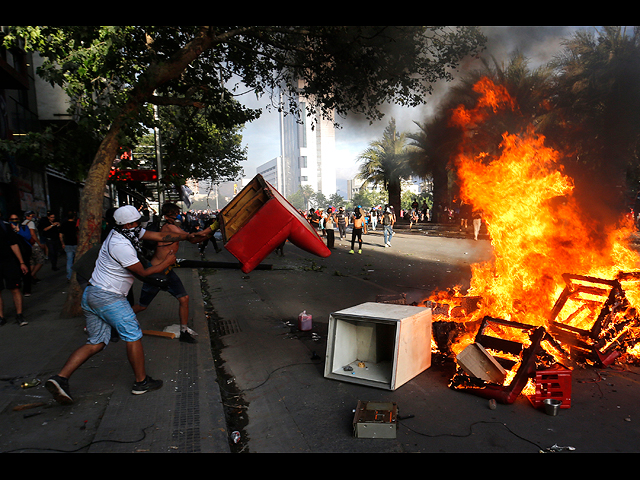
[298,311,312,331]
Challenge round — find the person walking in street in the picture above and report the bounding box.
[22,211,45,283]
[324,207,336,249]
[336,207,347,240]
[45,205,198,405]
[382,205,395,248]
[473,209,483,241]
[40,212,62,271]
[349,206,367,254]
[0,213,29,326]
[59,211,79,281]
[8,213,33,298]
[198,213,222,255]
[370,207,378,231]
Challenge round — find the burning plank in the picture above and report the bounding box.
[456,342,507,384]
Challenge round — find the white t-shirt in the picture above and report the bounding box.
[89,228,146,296]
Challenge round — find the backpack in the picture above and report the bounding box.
[383,212,392,226]
[141,217,161,260]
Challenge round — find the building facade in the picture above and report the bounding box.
[279,82,336,199]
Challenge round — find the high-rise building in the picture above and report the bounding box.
[256,156,284,193]
[279,83,336,198]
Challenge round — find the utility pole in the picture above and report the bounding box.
[154,102,164,207]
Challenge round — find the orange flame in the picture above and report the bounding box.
[429,77,640,367]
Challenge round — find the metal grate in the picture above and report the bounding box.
[171,343,201,452]
[213,318,241,337]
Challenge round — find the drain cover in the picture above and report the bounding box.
[214,318,241,336]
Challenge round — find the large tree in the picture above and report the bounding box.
[6,26,485,315]
[546,26,640,220]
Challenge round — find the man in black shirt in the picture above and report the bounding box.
[59,211,79,281]
[0,214,29,326]
[40,211,62,271]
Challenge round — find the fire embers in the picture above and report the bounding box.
[434,271,640,406]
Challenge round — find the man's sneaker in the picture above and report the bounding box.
[16,314,27,327]
[358,249,362,254]
[179,330,197,344]
[131,376,163,395]
[45,375,73,405]
[349,250,354,254]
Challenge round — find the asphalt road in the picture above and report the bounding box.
[201,226,640,453]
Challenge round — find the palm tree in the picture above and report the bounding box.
[547,26,640,214]
[356,118,411,215]
[407,52,556,212]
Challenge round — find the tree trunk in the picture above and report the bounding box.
[388,178,402,218]
[61,123,122,317]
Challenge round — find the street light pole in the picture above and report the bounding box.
[154,102,164,207]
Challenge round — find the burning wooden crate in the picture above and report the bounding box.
[218,174,330,273]
[548,273,640,366]
[451,316,547,404]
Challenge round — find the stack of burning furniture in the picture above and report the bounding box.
[436,272,640,408]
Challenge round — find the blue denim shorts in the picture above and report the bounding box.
[82,285,142,344]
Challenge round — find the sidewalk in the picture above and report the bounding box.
[0,242,229,453]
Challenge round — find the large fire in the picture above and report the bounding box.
[425,77,640,397]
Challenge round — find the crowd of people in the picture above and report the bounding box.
[301,204,398,254]
[0,209,80,327]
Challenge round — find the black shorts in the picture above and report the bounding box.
[0,257,22,290]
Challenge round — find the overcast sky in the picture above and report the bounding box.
[234,26,591,195]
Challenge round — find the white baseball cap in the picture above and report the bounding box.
[113,205,141,225]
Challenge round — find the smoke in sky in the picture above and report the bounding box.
[241,27,591,190]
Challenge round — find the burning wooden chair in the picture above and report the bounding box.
[548,273,640,366]
[451,316,547,404]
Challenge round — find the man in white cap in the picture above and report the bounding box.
[46,205,198,404]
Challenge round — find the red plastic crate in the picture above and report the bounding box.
[529,364,572,409]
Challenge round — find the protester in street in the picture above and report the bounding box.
[0,213,29,327]
[324,207,336,249]
[382,205,395,248]
[198,213,221,256]
[336,206,347,240]
[40,211,62,271]
[308,208,320,232]
[460,201,472,233]
[317,208,325,236]
[59,211,79,281]
[349,206,367,254]
[22,211,45,283]
[409,208,419,230]
[8,213,34,298]
[473,209,483,241]
[45,205,201,405]
[369,207,378,231]
[132,202,215,344]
